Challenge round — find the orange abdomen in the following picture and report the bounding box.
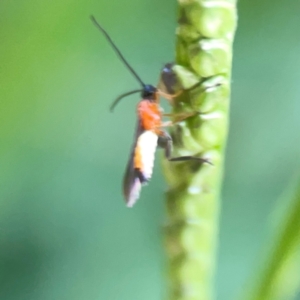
[137,100,162,131]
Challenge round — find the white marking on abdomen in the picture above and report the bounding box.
[136,131,158,180]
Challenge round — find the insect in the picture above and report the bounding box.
[91,16,210,207]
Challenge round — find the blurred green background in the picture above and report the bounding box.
[1,0,300,299]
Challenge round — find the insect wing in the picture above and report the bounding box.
[123,119,144,207]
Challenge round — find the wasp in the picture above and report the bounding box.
[91,16,210,207]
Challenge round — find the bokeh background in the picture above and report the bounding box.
[1,0,300,299]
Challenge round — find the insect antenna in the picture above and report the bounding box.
[110,89,142,112]
[90,15,146,88]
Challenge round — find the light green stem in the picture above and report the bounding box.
[160,1,237,300]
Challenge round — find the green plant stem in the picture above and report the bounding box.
[243,181,300,300]
[160,1,237,300]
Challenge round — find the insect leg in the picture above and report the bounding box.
[157,131,212,164]
[160,121,173,128]
[159,110,202,128]
[158,89,182,100]
[162,111,200,123]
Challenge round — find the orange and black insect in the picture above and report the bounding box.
[91,16,209,207]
